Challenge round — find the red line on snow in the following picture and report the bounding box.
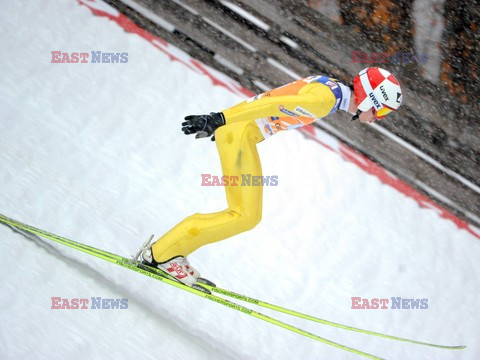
[77,0,479,240]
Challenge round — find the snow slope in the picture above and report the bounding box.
[0,0,479,359]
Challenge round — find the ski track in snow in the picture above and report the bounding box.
[0,1,479,359]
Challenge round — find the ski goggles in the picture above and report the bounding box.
[373,105,394,119]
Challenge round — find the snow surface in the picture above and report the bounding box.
[0,1,479,359]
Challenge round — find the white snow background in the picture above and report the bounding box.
[0,1,479,359]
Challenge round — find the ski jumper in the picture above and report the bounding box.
[152,76,351,262]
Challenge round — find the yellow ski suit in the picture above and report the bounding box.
[152,76,343,262]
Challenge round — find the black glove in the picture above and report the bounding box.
[181,112,226,141]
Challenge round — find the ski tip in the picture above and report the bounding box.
[197,277,216,287]
[438,344,466,350]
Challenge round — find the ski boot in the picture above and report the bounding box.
[134,235,199,287]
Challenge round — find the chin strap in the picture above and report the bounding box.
[351,109,362,121]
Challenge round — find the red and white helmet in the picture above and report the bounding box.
[353,67,403,119]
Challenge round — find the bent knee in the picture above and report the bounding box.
[230,209,262,232]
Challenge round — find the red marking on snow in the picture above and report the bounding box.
[300,127,480,240]
[77,0,249,98]
[78,0,479,240]
[301,124,315,135]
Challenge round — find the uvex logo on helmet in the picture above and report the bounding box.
[369,92,381,109]
[380,85,389,101]
[353,67,402,119]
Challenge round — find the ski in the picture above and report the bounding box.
[194,280,465,350]
[0,213,466,356]
[139,257,466,351]
[0,213,384,360]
